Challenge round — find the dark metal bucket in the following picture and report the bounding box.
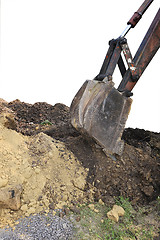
[70,80,132,155]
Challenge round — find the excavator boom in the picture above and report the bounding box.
[70,1,160,155]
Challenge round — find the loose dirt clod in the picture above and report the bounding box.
[107,204,125,222]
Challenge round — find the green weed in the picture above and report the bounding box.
[71,197,158,240]
[40,120,52,125]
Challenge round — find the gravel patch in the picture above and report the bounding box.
[0,213,73,240]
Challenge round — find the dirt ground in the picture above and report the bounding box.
[0,99,160,229]
[7,99,160,203]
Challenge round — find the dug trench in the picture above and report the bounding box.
[0,99,160,228]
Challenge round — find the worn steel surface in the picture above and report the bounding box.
[70,80,132,155]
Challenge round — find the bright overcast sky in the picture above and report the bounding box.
[0,0,160,132]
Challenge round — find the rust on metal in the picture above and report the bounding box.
[127,0,154,28]
[118,8,160,92]
[128,12,142,28]
[70,1,158,156]
[121,42,139,81]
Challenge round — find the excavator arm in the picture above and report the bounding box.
[70,0,160,155]
[95,5,160,95]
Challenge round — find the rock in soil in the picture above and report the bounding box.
[107,205,125,222]
[0,185,23,210]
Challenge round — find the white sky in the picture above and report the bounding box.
[0,0,160,132]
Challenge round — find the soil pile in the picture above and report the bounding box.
[0,100,92,228]
[0,99,160,228]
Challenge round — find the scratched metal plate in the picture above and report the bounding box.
[70,80,132,155]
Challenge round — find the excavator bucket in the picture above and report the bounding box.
[70,80,132,155]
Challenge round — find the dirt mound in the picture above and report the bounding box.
[0,103,92,227]
[0,99,160,227]
[7,99,76,138]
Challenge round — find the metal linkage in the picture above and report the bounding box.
[95,0,157,96]
[95,36,138,90]
[94,39,120,81]
[95,6,160,97]
[95,38,125,82]
[120,40,139,82]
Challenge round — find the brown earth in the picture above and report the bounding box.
[7,99,160,202]
[0,99,160,227]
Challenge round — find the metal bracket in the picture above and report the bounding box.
[95,37,138,84]
[120,40,139,82]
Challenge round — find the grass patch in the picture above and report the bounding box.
[70,197,160,240]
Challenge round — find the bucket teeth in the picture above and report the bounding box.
[70,80,132,155]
